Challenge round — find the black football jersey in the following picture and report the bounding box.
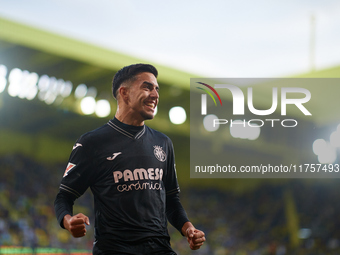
[57,118,180,243]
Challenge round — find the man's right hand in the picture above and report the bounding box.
[63,213,90,238]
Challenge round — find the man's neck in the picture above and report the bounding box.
[114,113,145,126]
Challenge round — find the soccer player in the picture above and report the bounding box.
[54,64,205,254]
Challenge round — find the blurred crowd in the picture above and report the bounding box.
[0,154,340,255]
[0,154,94,251]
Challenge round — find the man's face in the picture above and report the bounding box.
[125,72,159,121]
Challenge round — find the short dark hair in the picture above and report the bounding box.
[112,63,158,99]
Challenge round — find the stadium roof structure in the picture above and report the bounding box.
[0,17,193,134]
[1,17,339,188]
[0,17,195,156]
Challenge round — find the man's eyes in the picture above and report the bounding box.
[143,85,159,92]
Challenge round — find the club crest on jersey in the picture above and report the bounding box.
[153,145,166,162]
[63,163,76,177]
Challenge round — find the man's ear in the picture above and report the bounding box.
[118,86,129,102]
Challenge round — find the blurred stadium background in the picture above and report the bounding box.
[0,13,340,255]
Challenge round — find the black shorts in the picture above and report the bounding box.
[93,237,177,255]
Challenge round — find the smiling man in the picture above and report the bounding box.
[54,64,205,254]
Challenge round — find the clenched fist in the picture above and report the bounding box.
[63,213,90,238]
[182,222,206,250]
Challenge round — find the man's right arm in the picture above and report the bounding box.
[54,190,90,238]
[54,190,75,228]
[54,135,95,237]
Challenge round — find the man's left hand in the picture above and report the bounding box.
[183,223,206,250]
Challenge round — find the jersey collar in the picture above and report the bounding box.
[107,118,145,140]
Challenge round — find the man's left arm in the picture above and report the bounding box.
[164,139,206,250]
[166,193,206,250]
